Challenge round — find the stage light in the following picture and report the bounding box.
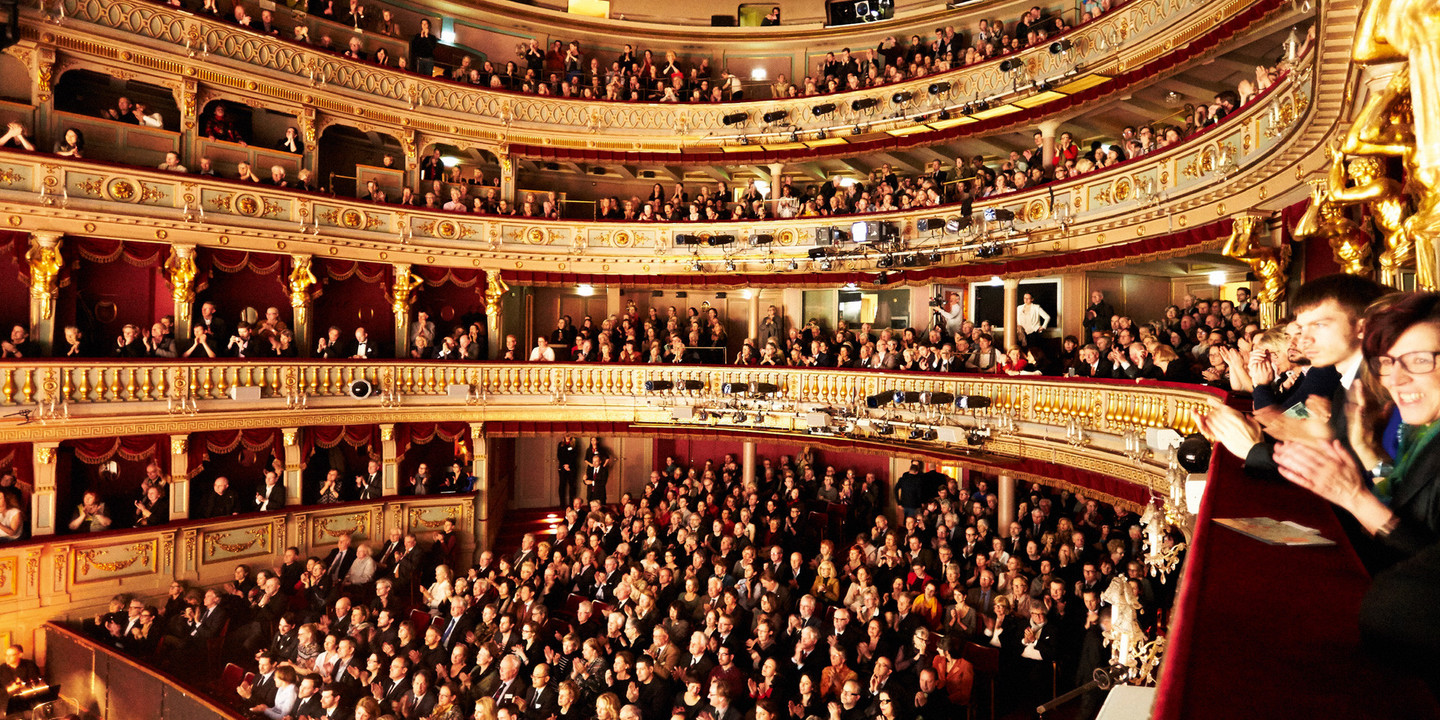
[954,396,994,409]
[1049,39,1072,54]
[812,103,837,117]
[722,112,749,126]
[763,110,789,123]
[674,233,701,246]
[919,391,956,405]
[752,233,775,245]
[645,380,706,392]
[851,98,879,112]
[917,218,945,232]
[707,234,736,246]
[892,91,913,104]
[928,81,951,95]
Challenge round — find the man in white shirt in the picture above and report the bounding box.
[528,336,556,362]
[1015,292,1051,348]
[934,292,965,337]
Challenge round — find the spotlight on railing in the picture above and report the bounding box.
[674,234,702,246]
[946,216,970,233]
[762,110,789,123]
[812,103,837,117]
[892,91,913,105]
[928,82,951,95]
[954,396,994,409]
[851,98,879,112]
[1000,59,1015,72]
[919,391,956,405]
[707,234,736,247]
[909,427,939,440]
[1049,39,1072,55]
[892,390,921,404]
[751,233,775,246]
[916,218,946,233]
[722,112,749,126]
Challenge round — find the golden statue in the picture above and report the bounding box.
[25,237,63,320]
[391,264,423,314]
[163,247,198,304]
[1296,180,1373,276]
[1321,144,1416,287]
[484,269,509,318]
[1222,215,1291,306]
[1347,0,1440,288]
[288,255,318,309]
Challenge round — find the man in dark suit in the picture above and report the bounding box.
[372,656,412,713]
[228,322,269,359]
[395,670,438,719]
[198,476,238,518]
[556,435,580,507]
[491,655,529,705]
[351,328,378,359]
[238,651,281,709]
[355,460,383,501]
[376,527,405,577]
[524,664,558,720]
[438,598,476,651]
[317,684,349,720]
[197,301,228,343]
[1073,344,1114,378]
[323,535,357,583]
[583,453,608,503]
[255,470,285,512]
[291,675,324,718]
[315,326,347,359]
[392,534,422,591]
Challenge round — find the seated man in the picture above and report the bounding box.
[264,165,289,187]
[0,644,43,714]
[0,325,39,359]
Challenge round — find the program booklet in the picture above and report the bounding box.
[1213,517,1337,546]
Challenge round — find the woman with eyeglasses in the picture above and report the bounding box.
[1275,292,1440,565]
[1273,293,1440,692]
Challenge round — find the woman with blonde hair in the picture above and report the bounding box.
[810,560,840,604]
[595,692,622,720]
[421,564,454,612]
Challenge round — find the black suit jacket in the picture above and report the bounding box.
[358,473,383,500]
[1074,359,1114,378]
[352,340,379,359]
[293,694,324,718]
[255,483,285,512]
[199,490,237,518]
[323,547,357,581]
[525,684,559,720]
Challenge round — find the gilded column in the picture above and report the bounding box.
[165,244,198,343]
[30,443,60,537]
[288,255,318,357]
[485,270,510,360]
[282,428,303,506]
[26,232,63,354]
[168,435,190,520]
[379,424,399,496]
[175,78,199,163]
[499,152,516,204]
[470,423,493,547]
[1002,277,1019,350]
[997,473,1016,530]
[742,441,756,487]
[767,163,784,199]
[391,264,422,358]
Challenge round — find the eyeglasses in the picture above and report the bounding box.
[1371,351,1440,375]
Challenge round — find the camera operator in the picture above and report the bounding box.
[933,291,964,336]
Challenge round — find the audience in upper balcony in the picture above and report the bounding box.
[0,122,35,152]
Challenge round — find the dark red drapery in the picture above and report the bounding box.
[186,428,283,478]
[67,435,167,465]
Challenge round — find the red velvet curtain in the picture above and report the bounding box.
[70,238,169,267]
[187,428,282,478]
[0,443,31,485]
[395,422,470,461]
[301,425,376,458]
[67,435,167,465]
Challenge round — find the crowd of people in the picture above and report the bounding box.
[147,0,1119,104]
[79,437,1172,720]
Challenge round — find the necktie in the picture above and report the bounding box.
[330,551,346,579]
[495,682,508,700]
[443,619,457,644]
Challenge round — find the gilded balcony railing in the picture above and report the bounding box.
[0,50,1315,275]
[38,0,1278,148]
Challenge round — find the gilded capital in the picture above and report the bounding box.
[380,425,395,442]
[26,234,63,320]
[391,264,423,315]
[35,445,55,464]
[283,429,298,447]
[170,437,188,455]
[164,245,198,305]
[289,255,318,309]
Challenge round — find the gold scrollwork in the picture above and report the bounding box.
[75,542,153,577]
[316,513,368,539]
[204,526,272,557]
[408,506,463,530]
